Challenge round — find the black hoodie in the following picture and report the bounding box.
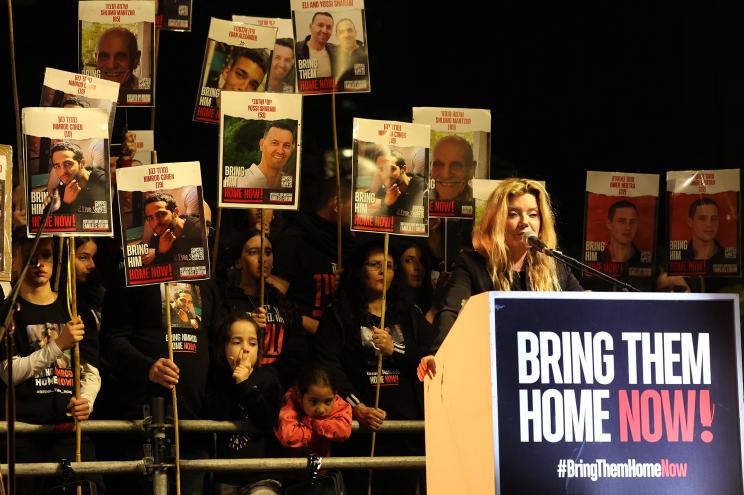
[222,282,309,390]
[273,213,353,319]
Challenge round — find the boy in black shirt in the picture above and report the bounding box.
[1,236,101,492]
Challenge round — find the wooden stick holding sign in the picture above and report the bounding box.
[367,233,389,495]
[65,238,82,495]
[54,240,65,293]
[332,93,343,271]
[348,118,431,495]
[260,211,265,308]
[7,0,25,215]
[164,283,182,495]
[211,208,223,277]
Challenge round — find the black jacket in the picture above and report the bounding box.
[313,293,435,419]
[222,282,309,389]
[100,278,223,419]
[204,359,281,485]
[432,250,583,352]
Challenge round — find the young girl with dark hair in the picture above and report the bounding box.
[221,230,308,390]
[206,313,282,495]
[275,362,352,457]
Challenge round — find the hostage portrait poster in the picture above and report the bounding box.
[218,91,302,209]
[117,161,210,286]
[23,107,112,237]
[666,169,740,277]
[351,118,430,236]
[583,171,659,279]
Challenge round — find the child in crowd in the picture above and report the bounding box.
[207,314,282,495]
[222,229,308,390]
[1,236,102,493]
[275,362,352,457]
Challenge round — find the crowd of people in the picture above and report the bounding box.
[2,174,728,494]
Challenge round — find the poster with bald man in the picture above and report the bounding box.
[233,16,298,94]
[667,169,740,277]
[22,107,112,237]
[291,0,371,94]
[117,161,210,286]
[194,18,277,124]
[78,1,155,106]
[351,118,430,236]
[0,145,11,282]
[413,107,491,219]
[219,91,302,209]
[582,171,659,279]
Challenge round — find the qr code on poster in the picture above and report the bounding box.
[190,247,204,261]
[94,201,107,213]
[281,175,293,188]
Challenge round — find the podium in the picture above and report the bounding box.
[424,291,744,495]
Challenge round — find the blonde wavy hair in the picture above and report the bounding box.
[472,178,561,291]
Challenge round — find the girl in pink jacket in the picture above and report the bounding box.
[275,363,352,457]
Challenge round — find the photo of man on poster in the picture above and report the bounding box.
[430,135,475,202]
[296,12,336,78]
[682,197,724,262]
[96,27,142,100]
[169,286,201,329]
[206,47,269,92]
[224,121,296,190]
[266,39,296,93]
[143,191,204,265]
[368,146,425,218]
[333,17,368,91]
[48,141,107,215]
[602,200,640,264]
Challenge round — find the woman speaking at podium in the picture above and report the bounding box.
[418,178,582,380]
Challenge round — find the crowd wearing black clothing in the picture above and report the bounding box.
[4,173,738,495]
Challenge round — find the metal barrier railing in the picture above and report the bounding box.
[0,399,426,495]
[0,419,425,435]
[0,418,426,478]
[1,456,427,476]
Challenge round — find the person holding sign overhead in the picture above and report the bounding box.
[314,239,435,494]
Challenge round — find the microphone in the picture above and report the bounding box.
[522,229,552,254]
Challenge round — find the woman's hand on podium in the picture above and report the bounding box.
[417,355,436,381]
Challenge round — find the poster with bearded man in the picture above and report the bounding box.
[117,162,210,286]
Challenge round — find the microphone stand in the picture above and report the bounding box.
[534,244,640,293]
[0,193,56,495]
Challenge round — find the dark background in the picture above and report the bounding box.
[1,0,743,268]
